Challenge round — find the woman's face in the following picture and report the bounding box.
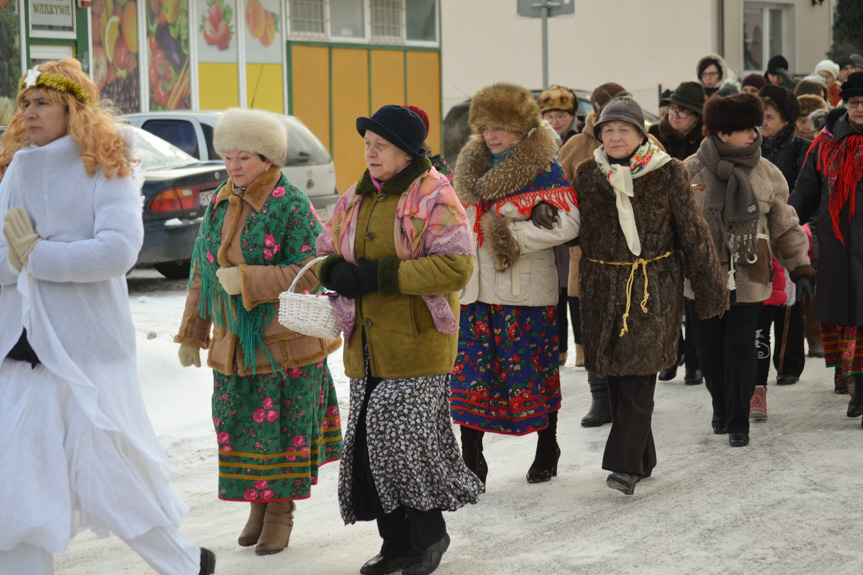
[364,130,411,182]
[760,104,788,139]
[21,89,69,146]
[542,110,573,137]
[667,104,699,134]
[222,149,272,188]
[482,126,520,155]
[741,85,760,97]
[817,70,835,88]
[796,114,815,139]
[700,64,721,88]
[600,120,642,159]
[718,128,758,148]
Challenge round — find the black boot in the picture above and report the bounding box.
[848,374,863,418]
[459,426,487,484]
[526,411,560,483]
[581,373,611,427]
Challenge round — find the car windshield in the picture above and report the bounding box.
[131,126,199,171]
[283,116,333,166]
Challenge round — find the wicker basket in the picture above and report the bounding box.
[278,256,341,340]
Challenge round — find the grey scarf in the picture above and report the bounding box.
[696,133,762,266]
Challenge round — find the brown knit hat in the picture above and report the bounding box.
[468,82,541,135]
[797,94,828,117]
[590,82,630,114]
[759,84,800,122]
[538,85,576,114]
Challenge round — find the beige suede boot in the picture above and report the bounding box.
[255,500,296,555]
[238,502,268,547]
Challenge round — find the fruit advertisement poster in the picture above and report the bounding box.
[197,0,236,62]
[91,0,139,113]
[147,0,190,110]
[0,0,21,124]
[243,0,280,64]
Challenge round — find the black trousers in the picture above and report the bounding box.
[690,304,761,435]
[602,374,657,476]
[755,304,778,386]
[772,301,806,377]
[682,303,701,371]
[377,505,446,556]
[556,289,581,353]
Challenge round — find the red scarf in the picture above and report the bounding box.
[807,132,863,245]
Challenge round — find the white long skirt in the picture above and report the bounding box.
[0,358,189,553]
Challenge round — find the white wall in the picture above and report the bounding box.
[440,0,833,118]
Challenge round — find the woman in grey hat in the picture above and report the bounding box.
[316,104,482,575]
[572,96,727,495]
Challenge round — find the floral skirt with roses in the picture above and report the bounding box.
[212,360,342,502]
[451,302,561,435]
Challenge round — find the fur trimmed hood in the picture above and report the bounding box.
[696,53,736,83]
[214,108,288,166]
[453,123,558,204]
[468,83,541,135]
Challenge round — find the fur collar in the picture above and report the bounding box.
[215,165,282,211]
[657,116,703,144]
[453,124,559,204]
[824,108,861,141]
[355,156,432,197]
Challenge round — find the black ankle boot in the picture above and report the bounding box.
[581,373,611,427]
[459,426,487,484]
[527,411,560,483]
[848,374,863,418]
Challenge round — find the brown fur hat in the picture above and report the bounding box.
[798,94,828,117]
[538,85,576,114]
[469,83,541,135]
[703,93,764,135]
[759,84,800,123]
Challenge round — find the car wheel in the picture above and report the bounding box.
[154,260,192,279]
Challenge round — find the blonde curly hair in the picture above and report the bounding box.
[0,59,133,180]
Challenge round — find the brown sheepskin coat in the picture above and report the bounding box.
[573,158,728,377]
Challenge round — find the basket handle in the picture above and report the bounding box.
[288,255,330,295]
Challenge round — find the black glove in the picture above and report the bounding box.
[341,259,379,299]
[795,276,814,310]
[326,261,361,296]
[530,202,559,230]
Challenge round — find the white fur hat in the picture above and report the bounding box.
[814,59,840,81]
[213,108,288,166]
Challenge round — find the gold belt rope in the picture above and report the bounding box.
[585,251,673,337]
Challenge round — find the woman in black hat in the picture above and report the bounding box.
[790,71,863,427]
[316,104,482,575]
[685,94,813,448]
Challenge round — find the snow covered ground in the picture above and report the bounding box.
[54,269,863,575]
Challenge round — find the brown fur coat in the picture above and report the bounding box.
[573,159,728,377]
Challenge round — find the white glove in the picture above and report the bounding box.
[178,342,202,368]
[216,266,243,295]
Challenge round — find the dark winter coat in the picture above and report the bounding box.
[573,159,728,377]
[647,117,704,161]
[790,109,863,325]
[761,122,811,194]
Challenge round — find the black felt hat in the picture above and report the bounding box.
[356,105,428,159]
[839,71,863,101]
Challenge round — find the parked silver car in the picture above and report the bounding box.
[121,110,340,222]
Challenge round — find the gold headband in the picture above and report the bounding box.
[18,67,94,104]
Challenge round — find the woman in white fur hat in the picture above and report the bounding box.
[175,107,342,556]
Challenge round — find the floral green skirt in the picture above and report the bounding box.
[212,359,342,502]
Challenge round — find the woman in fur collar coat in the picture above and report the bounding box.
[573,97,727,496]
[685,94,813,449]
[452,83,580,485]
[175,107,343,556]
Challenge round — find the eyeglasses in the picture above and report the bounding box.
[542,112,572,123]
[667,105,693,119]
[700,71,720,79]
[846,100,863,110]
